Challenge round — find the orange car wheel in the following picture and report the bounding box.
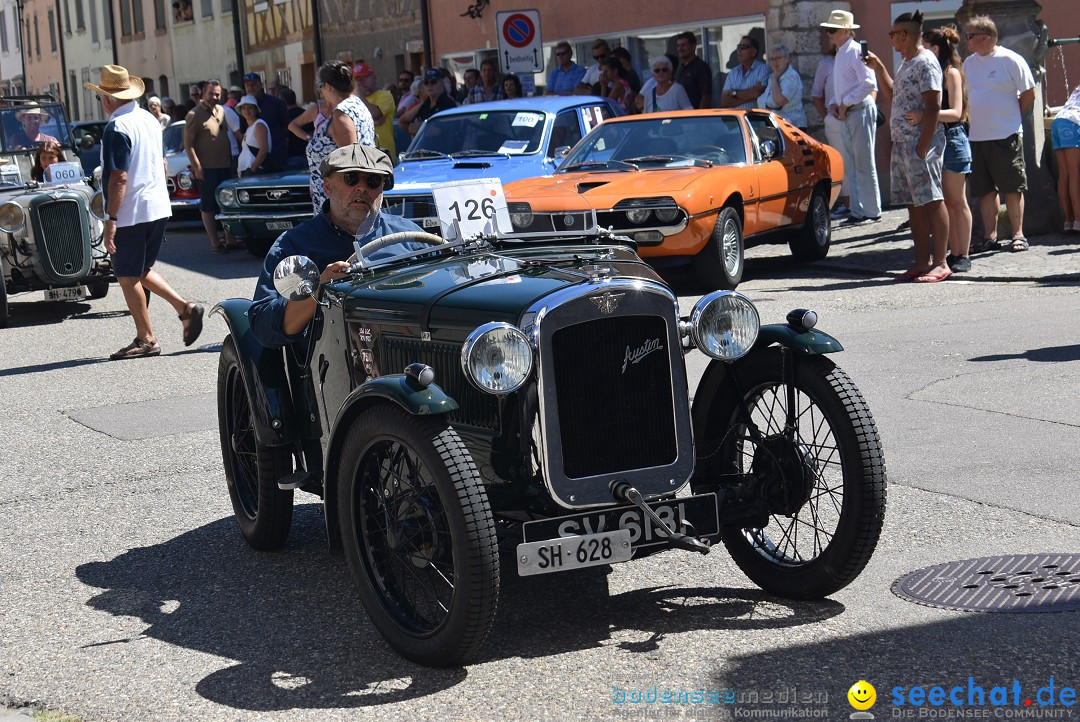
[789,188,831,262]
[694,207,744,290]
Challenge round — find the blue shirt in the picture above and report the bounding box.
[548,63,586,95]
[722,60,771,110]
[250,207,424,348]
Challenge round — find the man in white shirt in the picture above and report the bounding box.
[86,65,203,359]
[576,39,611,95]
[822,9,881,224]
[963,15,1036,252]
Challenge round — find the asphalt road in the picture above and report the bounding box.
[2,213,1079,721]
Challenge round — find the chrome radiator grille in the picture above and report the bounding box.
[551,314,677,478]
[32,199,90,283]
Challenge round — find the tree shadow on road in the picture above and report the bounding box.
[75,505,842,711]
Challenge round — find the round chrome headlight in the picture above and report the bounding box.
[461,322,534,394]
[690,291,760,361]
[217,187,236,207]
[177,170,194,190]
[655,207,679,223]
[238,189,250,203]
[626,208,651,224]
[89,191,106,221]
[0,202,26,233]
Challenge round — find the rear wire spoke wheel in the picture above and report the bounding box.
[717,349,886,598]
[217,335,294,550]
[338,405,499,666]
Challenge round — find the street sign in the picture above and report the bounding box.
[496,9,543,75]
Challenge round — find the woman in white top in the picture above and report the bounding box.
[236,95,272,176]
[636,56,693,114]
[147,96,171,129]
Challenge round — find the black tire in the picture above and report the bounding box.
[0,279,8,328]
[695,206,744,290]
[705,348,886,598]
[789,188,831,261]
[338,405,499,666]
[244,236,275,259]
[87,281,109,299]
[217,335,294,550]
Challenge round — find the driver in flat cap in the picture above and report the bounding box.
[249,143,424,348]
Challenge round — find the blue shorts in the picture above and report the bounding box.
[199,167,233,213]
[942,123,971,175]
[111,217,168,277]
[1051,117,1080,150]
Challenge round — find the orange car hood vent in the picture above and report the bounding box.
[577,182,608,194]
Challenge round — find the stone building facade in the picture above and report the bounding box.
[317,0,425,93]
[0,0,24,96]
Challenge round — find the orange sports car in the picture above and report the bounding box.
[504,109,842,288]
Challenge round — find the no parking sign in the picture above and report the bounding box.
[496,9,543,75]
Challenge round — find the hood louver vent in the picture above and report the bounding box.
[577,182,608,194]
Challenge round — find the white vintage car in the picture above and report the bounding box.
[0,97,111,327]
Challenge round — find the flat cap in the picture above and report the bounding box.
[319,143,394,178]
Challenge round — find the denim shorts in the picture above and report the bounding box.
[1051,117,1080,150]
[942,123,971,175]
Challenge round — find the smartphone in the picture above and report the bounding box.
[859,40,869,59]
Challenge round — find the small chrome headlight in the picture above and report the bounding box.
[508,202,533,228]
[177,170,194,190]
[461,322,534,394]
[238,189,250,203]
[217,187,236,207]
[89,191,106,221]
[654,207,679,223]
[626,208,650,224]
[690,291,760,361]
[0,202,26,233]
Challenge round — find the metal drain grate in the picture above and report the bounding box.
[892,553,1080,613]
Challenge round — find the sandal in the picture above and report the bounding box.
[1009,235,1029,252]
[969,237,1000,254]
[179,303,204,347]
[110,337,161,360]
[210,242,227,254]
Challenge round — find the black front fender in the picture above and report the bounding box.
[211,298,298,448]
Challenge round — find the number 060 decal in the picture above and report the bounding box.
[431,179,513,240]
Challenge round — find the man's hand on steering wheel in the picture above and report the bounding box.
[319,261,351,286]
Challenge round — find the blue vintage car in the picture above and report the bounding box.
[214,96,621,256]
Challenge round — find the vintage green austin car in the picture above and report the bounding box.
[213,223,887,666]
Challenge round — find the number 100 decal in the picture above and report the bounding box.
[430,179,514,240]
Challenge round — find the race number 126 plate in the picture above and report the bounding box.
[517,529,632,576]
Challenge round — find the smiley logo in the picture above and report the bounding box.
[848,680,876,710]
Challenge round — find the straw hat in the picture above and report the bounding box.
[15,103,51,122]
[820,10,860,29]
[83,64,145,100]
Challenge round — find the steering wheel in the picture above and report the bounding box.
[349,231,447,263]
[690,146,729,162]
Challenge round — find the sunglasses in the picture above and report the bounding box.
[555,50,570,56]
[339,171,384,189]
[423,78,440,85]
[593,54,606,60]
[737,43,753,50]
[965,32,989,39]
[888,30,906,37]
[825,28,840,35]
[652,67,669,74]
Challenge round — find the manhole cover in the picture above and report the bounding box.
[892,553,1080,613]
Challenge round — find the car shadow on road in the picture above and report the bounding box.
[75,504,842,711]
[970,344,1080,364]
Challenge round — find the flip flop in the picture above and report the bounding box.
[894,269,926,282]
[914,270,953,283]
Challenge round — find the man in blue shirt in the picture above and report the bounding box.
[250,144,426,348]
[243,72,290,172]
[721,36,771,110]
[546,41,586,96]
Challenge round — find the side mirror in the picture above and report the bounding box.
[553,145,572,158]
[760,140,777,160]
[273,255,319,301]
[80,135,96,150]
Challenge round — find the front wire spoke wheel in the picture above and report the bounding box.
[339,405,498,666]
[712,349,887,599]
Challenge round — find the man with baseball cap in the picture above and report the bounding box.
[85,64,203,359]
[353,63,397,161]
[249,144,425,348]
